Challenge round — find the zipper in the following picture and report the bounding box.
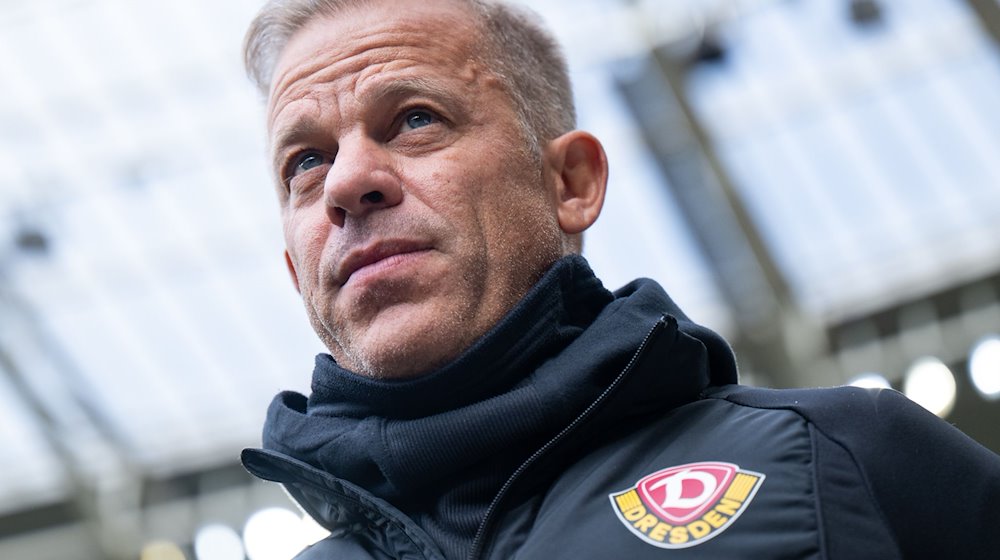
[466,316,669,560]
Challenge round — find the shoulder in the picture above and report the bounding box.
[292,536,375,559]
[705,384,992,459]
[704,384,1000,487]
[705,383,903,419]
[706,384,943,442]
[706,384,1000,558]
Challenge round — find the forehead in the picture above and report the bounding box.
[267,1,486,117]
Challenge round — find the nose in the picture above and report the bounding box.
[323,137,403,225]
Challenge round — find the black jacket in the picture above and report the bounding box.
[242,256,1000,559]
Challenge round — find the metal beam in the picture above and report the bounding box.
[0,284,140,559]
[617,49,829,387]
[0,342,104,552]
[965,0,1000,49]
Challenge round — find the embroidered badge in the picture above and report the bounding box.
[609,461,765,549]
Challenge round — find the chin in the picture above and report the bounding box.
[333,321,469,379]
[333,294,488,379]
[345,346,457,380]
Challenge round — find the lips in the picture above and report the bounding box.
[335,240,432,286]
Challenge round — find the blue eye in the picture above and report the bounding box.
[295,152,326,174]
[404,109,437,130]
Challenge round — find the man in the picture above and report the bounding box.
[239,1,1000,558]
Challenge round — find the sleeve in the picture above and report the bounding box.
[813,387,1000,560]
[293,535,389,560]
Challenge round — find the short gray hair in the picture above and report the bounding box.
[243,0,576,149]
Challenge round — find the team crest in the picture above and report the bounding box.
[609,461,765,549]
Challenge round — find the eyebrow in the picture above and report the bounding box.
[270,119,324,172]
[268,76,471,170]
[365,76,466,110]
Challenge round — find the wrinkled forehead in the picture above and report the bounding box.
[267,0,487,104]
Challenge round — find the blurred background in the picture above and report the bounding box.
[1,0,998,558]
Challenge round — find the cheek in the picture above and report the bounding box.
[284,212,330,279]
[406,166,488,244]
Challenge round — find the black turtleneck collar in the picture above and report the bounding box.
[254,255,736,560]
[304,254,613,420]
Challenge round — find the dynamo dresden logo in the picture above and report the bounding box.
[609,461,765,549]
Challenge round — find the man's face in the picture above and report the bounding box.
[268,1,566,378]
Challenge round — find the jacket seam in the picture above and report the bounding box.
[807,423,828,560]
[713,395,903,556]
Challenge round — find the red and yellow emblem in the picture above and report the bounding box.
[609,461,765,549]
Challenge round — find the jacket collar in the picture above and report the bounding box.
[245,255,736,558]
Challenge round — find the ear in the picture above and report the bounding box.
[284,250,301,293]
[544,130,608,237]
